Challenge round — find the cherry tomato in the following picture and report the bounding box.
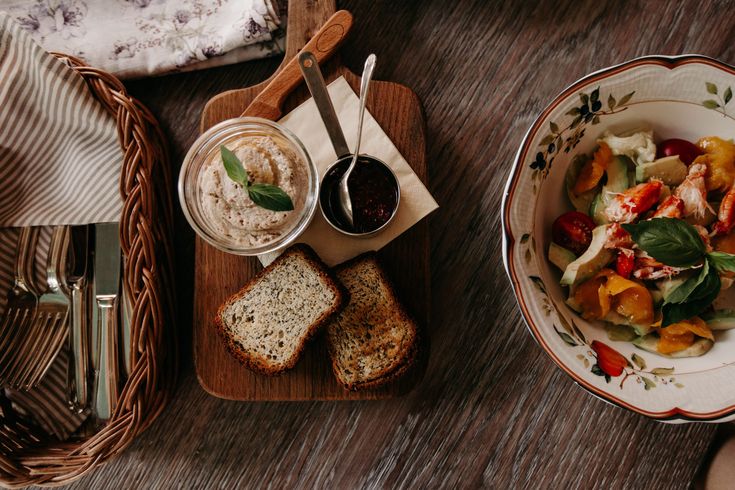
[552,211,595,255]
[656,138,703,165]
[615,251,635,279]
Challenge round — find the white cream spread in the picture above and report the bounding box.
[198,136,307,247]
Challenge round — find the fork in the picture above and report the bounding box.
[0,228,40,382]
[8,226,70,389]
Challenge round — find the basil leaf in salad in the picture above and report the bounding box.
[707,251,735,273]
[621,218,706,267]
[247,183,295,212]
[661,260,721,326]
[664,261,710,305]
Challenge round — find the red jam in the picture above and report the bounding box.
[320,156,399,233]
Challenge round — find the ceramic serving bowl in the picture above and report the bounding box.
[502,55,735,423]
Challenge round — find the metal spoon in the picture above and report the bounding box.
[339,54,377,227]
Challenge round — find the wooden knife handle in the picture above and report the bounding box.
[241,9,353,119]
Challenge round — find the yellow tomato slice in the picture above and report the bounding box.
[573,143,612,195]
[657,317,714,354]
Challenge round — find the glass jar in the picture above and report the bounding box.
[179,117,318,256]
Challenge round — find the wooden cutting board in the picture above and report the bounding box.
[193,0,430,400]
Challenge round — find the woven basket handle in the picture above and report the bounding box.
[241,10,353,120]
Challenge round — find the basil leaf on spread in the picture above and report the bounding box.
[220,145,249,186]
[248,183,295,212]
[220,145,294,212]
[622,218,706,267]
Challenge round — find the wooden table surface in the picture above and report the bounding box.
[62,0,731,487]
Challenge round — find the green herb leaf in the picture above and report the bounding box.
[665,261,709,304]
[247,183,294,212]
[703,100,721,109]
[662,265,721,326]
[707,251,735,273]
[220,145,249,186]
[621,218,705,267]
[706,82,719,95]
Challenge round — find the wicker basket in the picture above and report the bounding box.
[0,55,177,488]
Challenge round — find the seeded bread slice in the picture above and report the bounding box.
[326,253,418,390]
[215,244,347,375]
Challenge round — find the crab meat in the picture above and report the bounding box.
[674,163,714,219]
[632,251,684,280]
[713,185,735,236]
[604,180,663,223]
[651,195,684,219]
[604,223,634,249]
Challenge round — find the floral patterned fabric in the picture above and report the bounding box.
[0,0,285,79]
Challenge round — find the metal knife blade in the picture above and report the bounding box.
[92,222,121,424]
[94,223,121,297]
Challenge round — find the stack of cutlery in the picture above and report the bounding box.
[0,223,131,431]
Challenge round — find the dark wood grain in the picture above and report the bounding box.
[56,0,735,487]
[194,2,429,400]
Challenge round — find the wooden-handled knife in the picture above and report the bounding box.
[241,9,353,120]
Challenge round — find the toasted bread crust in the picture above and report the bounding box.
[327,252,420,390]
[214,244,348,376]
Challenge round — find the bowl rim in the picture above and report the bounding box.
[501,54,735,422]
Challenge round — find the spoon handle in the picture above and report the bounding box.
[299,51,351,159]
[241,10,353,120]
[353,54,377,158]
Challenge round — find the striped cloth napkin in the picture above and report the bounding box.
[0,14,122,439]
[0,0,285,79]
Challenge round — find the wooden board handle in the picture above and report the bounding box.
[241,10,353,119]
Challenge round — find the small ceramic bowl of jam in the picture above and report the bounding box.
[320,155,400,236]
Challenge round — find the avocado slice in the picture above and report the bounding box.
[635,155,688,185]
[590,156,631,225]
[565,154,598,213]
[560,225,614,286]
[633,334,714,358]
[548,243,576,272]
[702,309,735,330]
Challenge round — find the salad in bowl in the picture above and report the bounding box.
[551,130,735,360]
[503,55,735,422]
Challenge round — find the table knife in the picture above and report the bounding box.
[91,222,121,424]
[66,225,91,413]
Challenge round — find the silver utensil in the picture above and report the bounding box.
[10,226,70,389]
[91,222,121,424]
[338,53,377,227]
[0,228,39,382]
[298,51,351,159]
[66,225,91,412]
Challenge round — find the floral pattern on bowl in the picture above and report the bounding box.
[502,55,735,423]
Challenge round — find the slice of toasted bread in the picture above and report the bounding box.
[326,253,418,390]
[215,244,347,375]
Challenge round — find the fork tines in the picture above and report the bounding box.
[0,227,71,390]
